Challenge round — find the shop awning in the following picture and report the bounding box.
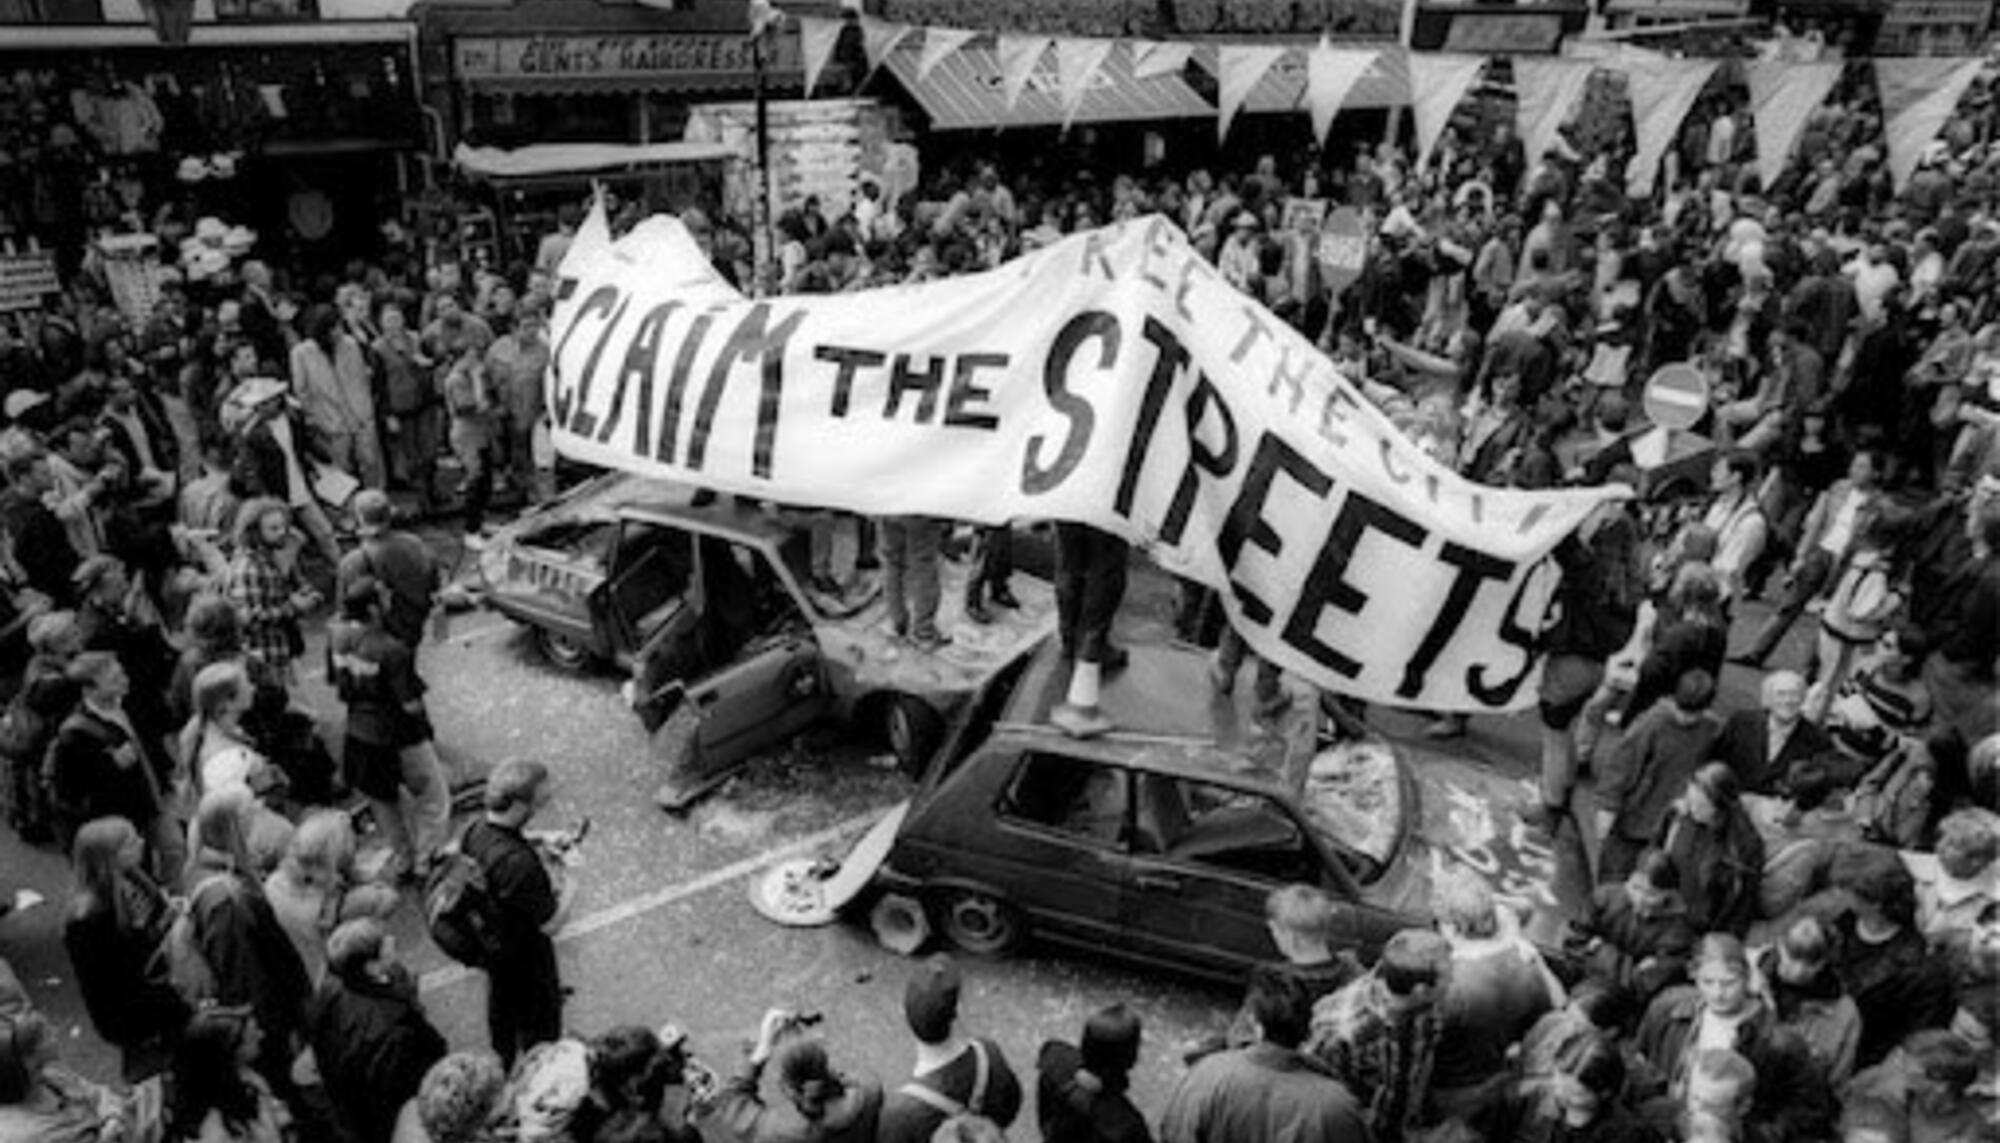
[1192,43,1409,114]
[454,141,737,180]
[0,19,413,49]
[882,44,1213,131]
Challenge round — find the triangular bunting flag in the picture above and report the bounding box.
[1876,57,1983,189]
[1746,60,1842,196]
[1624,56,1717,197]
[997,35,1052,111]
[798,16,842,98]
[1513,58,1596,170]
[1056,38,1115,130]
[1305,38,1378,146]
[1407,52,1485,169]
[859,17,916,77]
[917,26,976,85]
[1217,44,1286,142]
[1131,40,1194,81]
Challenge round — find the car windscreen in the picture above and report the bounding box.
[1297,738,1404,875]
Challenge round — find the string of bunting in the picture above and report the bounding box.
[789,10,1986,191]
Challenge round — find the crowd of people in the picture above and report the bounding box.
[0,36,1996,1143]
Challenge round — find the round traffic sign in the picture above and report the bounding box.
[1642,363,1711,432]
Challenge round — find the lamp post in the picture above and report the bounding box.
[749,0,782,296]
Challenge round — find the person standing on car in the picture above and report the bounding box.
[1162,967,1369,1143]
[462,759,574,1067]
[336,490,441,661]
[876,955,1023,1143]
[328,577,448,883]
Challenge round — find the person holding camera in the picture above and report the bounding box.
[713,1008,880,1143]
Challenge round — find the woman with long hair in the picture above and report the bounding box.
[178,661,280,807]
[166,1006,290,1143]
[183,787,312,1095]
[170,593,247,728]
[264,809,399,985]
[222,498,319,684]
[1660,763,1765,937]
[62,816,188,1081]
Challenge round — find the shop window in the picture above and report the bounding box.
[215,0,318,19]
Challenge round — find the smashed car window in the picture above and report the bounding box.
[1001,754,1128,846]
[1299,739,1402,875]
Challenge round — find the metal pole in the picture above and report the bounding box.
[753,33,776,297]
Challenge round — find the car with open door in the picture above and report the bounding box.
[872,640,1588,983]
[476,473,1056,784]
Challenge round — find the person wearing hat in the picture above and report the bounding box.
[461,759,573,1067]
[327,573,447,884]
[336,489,441,655]
[877,955,1022,1143]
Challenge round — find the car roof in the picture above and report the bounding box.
[616,496,805,549]
[993,642,1312,791]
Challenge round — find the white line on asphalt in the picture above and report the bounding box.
[419,810,883,994]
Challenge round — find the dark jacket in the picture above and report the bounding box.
[1036,1040,1153,1143]
[1,492,80,606]
[1661,804,1765,935]
[1600,706,1723,845]
[185,853,312,1063]
[1832,915,1956,1070]
[876,1038,1023,1143]
[63,871,188,1052]
[46,703,165,839]
[1712,711,1832,797]
[306,967,448,1143]
[713,1056,882,1143]
[1574,883,1697,1001]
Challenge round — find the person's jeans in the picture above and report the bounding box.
[879,517,944,639]
[369,739,450,873]
[1215,625,1282,703]
[967,525,1014,607]
[488,939,563,1068]
[451,419,495,533]
[1054,523,1128,663]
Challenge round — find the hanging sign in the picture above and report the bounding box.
[546,206,1624,713]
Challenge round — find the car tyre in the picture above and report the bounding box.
[884,696,944,778]
[933,888,1024,957]
[533,627,595,672]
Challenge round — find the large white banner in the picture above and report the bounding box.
[547,206,1623,713]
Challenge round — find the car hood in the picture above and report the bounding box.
[813,570,1059,705]
[1365,743,1585,945]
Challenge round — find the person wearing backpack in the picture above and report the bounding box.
[335,490,440,660]
[183,786,313,1099]
[306,918,448,1143]
[63,815,189,1082]
[460,759,573,1067]
[876,956,1022,1143]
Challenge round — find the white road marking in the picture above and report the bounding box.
[419,809,884,994]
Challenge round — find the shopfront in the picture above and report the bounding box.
[0,18,422,278]
[415,0,843,150]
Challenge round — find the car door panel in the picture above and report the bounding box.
[684,634,828,770]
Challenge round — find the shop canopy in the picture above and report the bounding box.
[453,141,738,181]
[1193,43,1410,114]
[883,43,1213,131]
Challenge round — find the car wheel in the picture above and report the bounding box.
[883,696,943,778]
[533,627,594,672]
[933,888,1024,956]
